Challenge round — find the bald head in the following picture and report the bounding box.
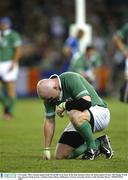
[36,78,60,101]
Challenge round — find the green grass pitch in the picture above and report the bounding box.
[0,98,128,173]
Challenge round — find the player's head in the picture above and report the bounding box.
[36,78,60,103]
[76,29,84,39]
[85,45,96,58]
[62,46,72,59]
[0,17,12,30]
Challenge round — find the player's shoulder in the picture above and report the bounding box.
[73,52,83,59]
[122,23,128,30]
[10,29,21,37]
[116,23,128,38]
[59,72,81,79]
[118,23,128,33]
[66,36,77,45]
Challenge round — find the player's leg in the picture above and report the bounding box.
[4,81,16,119]
[55,121,101,160]
[0,80,7,112]
[69,135,113,159]
[88,106,113,159]
[55,106,113,160]
[68,110,101,159]
[124,80,128,102]
[0,62,8,115]
[120,58,128,103]
[120,80,128,103]
[68,107,113,160]
[54,123,84,159]
[68,109,100,160]
[68,138,100,159]
[3,61,19,119]
[55,143,74,160]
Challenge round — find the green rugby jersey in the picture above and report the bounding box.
[0,29,22,61]
[44,72,107,118]
[116,23,128,39]
[69,52,102,74]
[69,52,90,73]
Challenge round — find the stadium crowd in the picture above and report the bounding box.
[0,0,128,96]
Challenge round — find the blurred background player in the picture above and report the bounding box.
[61,29,85,73]
[113,23,128,103]
[62,29,85,60]
[68,45,102,87]
[0,17,22,120]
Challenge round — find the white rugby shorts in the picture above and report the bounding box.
[64,105,110,133]
[0,60,19,82]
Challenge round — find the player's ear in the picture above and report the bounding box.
[53,86,57,91]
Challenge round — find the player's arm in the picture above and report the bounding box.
[43,117,55,160]
[10,33,22,70]
[65,95,91,111]
[8,46,22,72]
[113,24,128,57]
[113,34,128,57]
[13,46,22,64]
[57,95,91,117]
[57,74,91,116]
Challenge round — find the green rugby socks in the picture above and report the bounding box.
[76,121,97,150]
[68,139,100,159]
[0,85,16,116]
[0,89,6,106]
[5,96,16,114]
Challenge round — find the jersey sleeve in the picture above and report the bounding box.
[92,52,102,67]
[12,32,22,47]
[117,24,128,39]
[66,37,76,47]
[44,101,56,119]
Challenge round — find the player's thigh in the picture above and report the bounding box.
[68,109,91,127]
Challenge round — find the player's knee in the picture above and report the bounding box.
[54,143,72,160]
[54,154,62,160]
[54,152,68,160]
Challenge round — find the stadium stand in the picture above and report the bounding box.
[0,0,127,96]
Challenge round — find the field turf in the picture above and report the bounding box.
[0,98,128,173]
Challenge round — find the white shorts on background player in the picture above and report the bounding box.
[0,60,19,82]
[64,105,110,133]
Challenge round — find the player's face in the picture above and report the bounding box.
[86,49,95,59]
[0,23,9,30]
[44,87,60,103]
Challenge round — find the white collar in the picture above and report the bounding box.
[49,74,62,101]
[0,29,11,36]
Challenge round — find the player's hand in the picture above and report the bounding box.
[56,102,66,117]
[122,48,128,58]
[43,147,51,160]
[8,61,17,72]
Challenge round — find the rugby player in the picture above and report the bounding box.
[0,17,22,119]
[37,72,113,160]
